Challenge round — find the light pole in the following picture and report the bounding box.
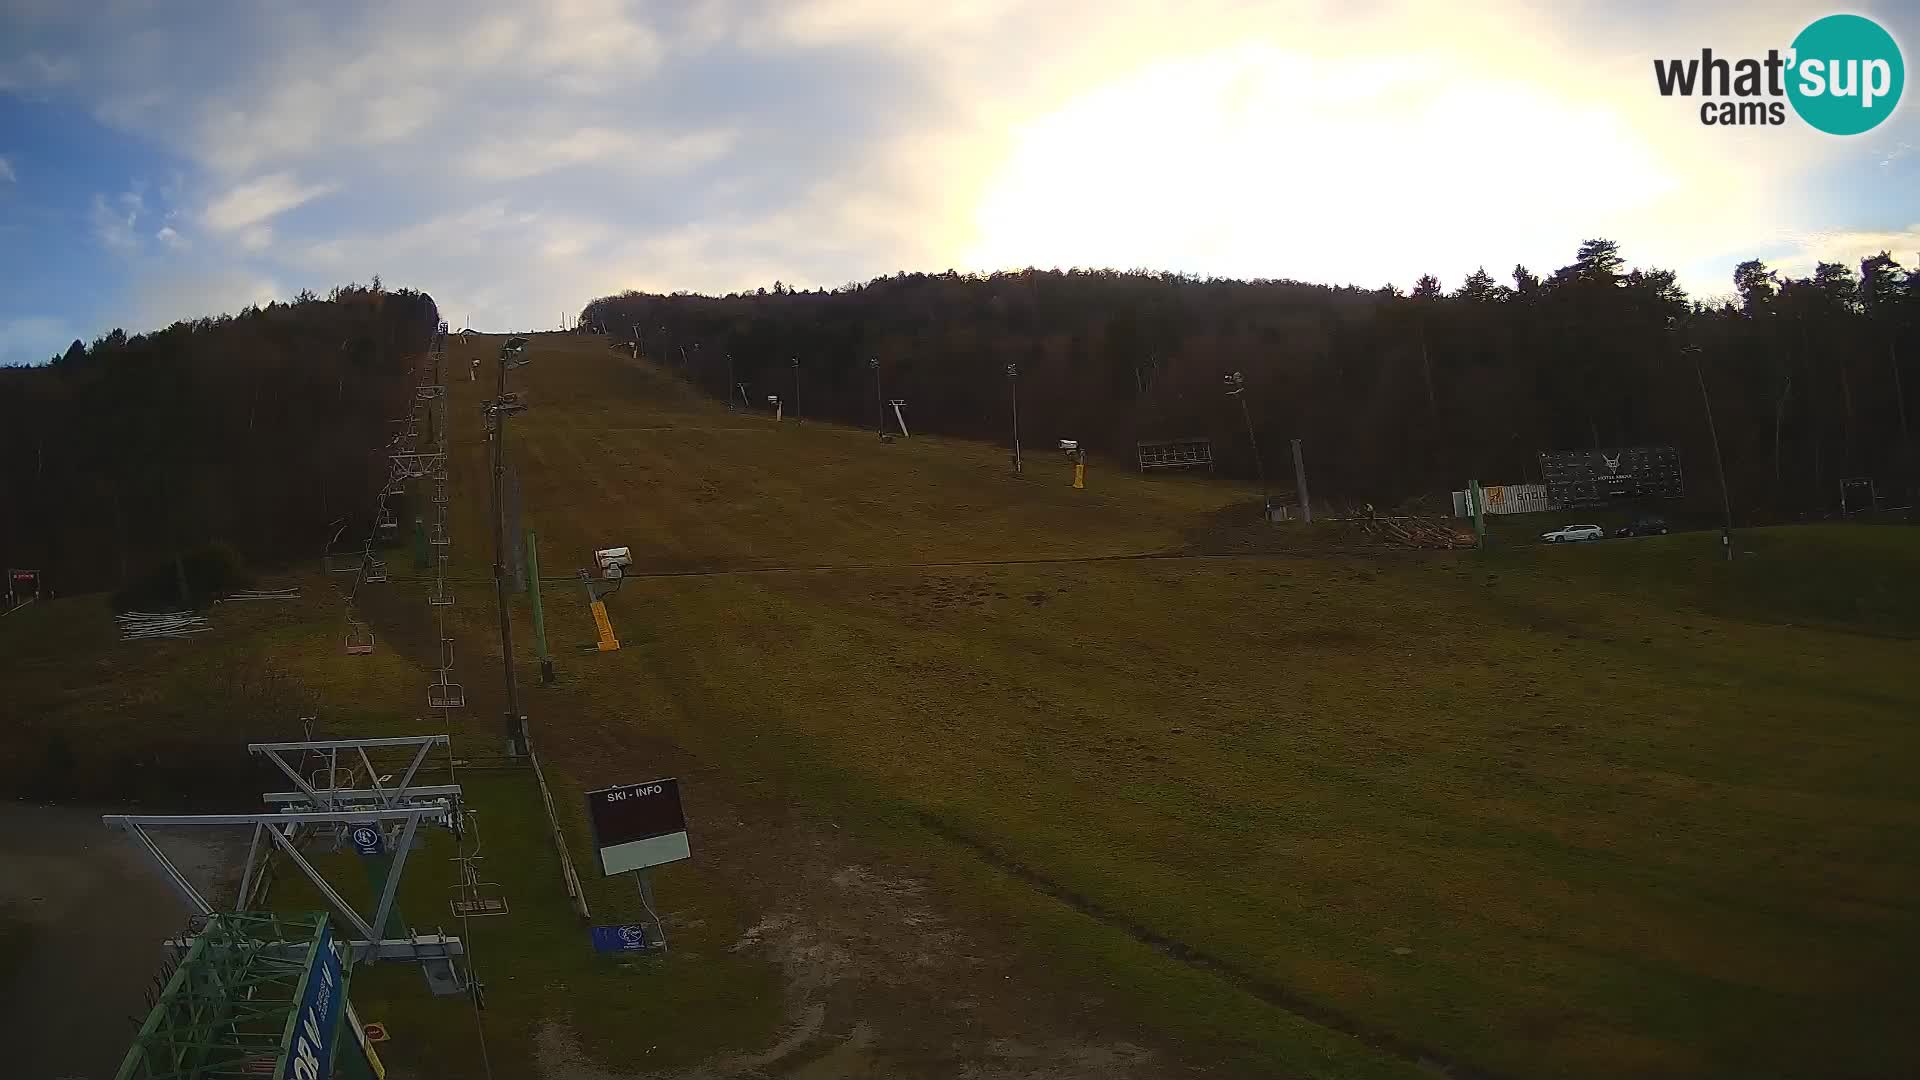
[870,358,884,438]
[489,337,532,758]
[1007,362,1023,475]
[791,358,800,421]
[1225,371,1269,519]
[1686,344,1736,561]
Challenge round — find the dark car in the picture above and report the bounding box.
[1615,515,1669,537]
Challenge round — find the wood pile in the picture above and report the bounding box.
[1356,514,1478,550]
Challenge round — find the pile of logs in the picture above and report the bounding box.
[219,587,301,602]
[117,610,211,641]
[1356,514,1478,550]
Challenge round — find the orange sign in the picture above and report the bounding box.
[591,600,620,652]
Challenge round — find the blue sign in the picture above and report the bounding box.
[349,825,384,857]
[591,924,653,953]
[280,924,344,1080]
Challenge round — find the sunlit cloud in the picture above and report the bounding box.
[202,172,335,232]
[0,0,1915,347]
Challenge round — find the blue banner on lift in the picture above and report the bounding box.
[591,924,653,953]
[280,924,344,1080]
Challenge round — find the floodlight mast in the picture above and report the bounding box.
[490,339,531,757]
[1007,362,1023,475]
[1684,342,1736,560]
[1225,371,1270,519]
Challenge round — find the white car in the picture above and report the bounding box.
[1540,524,1605,543]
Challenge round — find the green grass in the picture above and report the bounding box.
[466,333,1920,1080]
[1483,521,1920,637]
[7,331,1917,1080]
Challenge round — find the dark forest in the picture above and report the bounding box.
[0,283,440,592]
[585,240,1917,520]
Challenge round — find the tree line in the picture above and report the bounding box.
[0,283,440,595]
[582,241,1917,519]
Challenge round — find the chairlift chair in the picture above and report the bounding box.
[428,675,465,709]
[363,557,388,584]
[449,857,509,918]
[308,765,357,792]
[345,621,374,655]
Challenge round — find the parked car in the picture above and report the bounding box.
[1614,515,1670,537]
[1539,524,1605,543]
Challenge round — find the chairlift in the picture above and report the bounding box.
[363,557,388,584]
[429,583,454,607]
[345,621,374,655]
[449,854,509,918]
[428,675,466,709]
[309,766,354,792]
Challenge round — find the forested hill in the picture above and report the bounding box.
[583,241,1917,518]
[0,284,440,593]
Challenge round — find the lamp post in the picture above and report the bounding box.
[870,358,884,438]
[489,337,532,757]
[1686,344,1736,561]
[791,358,800,421]
[1007,362,1023,475]
[1225,371,1269,519]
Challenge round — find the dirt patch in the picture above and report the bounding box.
[526,739,1174,1080]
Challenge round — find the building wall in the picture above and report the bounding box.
[1452,483,1558,518]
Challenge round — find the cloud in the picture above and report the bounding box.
[0,50,77,93]
[91,191,143,252]
[6,0,1918,341]
[1773,226,1920,278]
[202,172,334,232]
[155,225,187,250]
[456,126,737,182]
[0,156,14,183]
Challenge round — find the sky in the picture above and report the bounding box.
[2,0,1918,364]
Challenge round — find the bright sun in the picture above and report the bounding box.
[964,43,1681,287]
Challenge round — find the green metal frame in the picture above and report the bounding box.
[114,911,348,1080]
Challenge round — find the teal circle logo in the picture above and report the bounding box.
[1787,14,1904,135]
